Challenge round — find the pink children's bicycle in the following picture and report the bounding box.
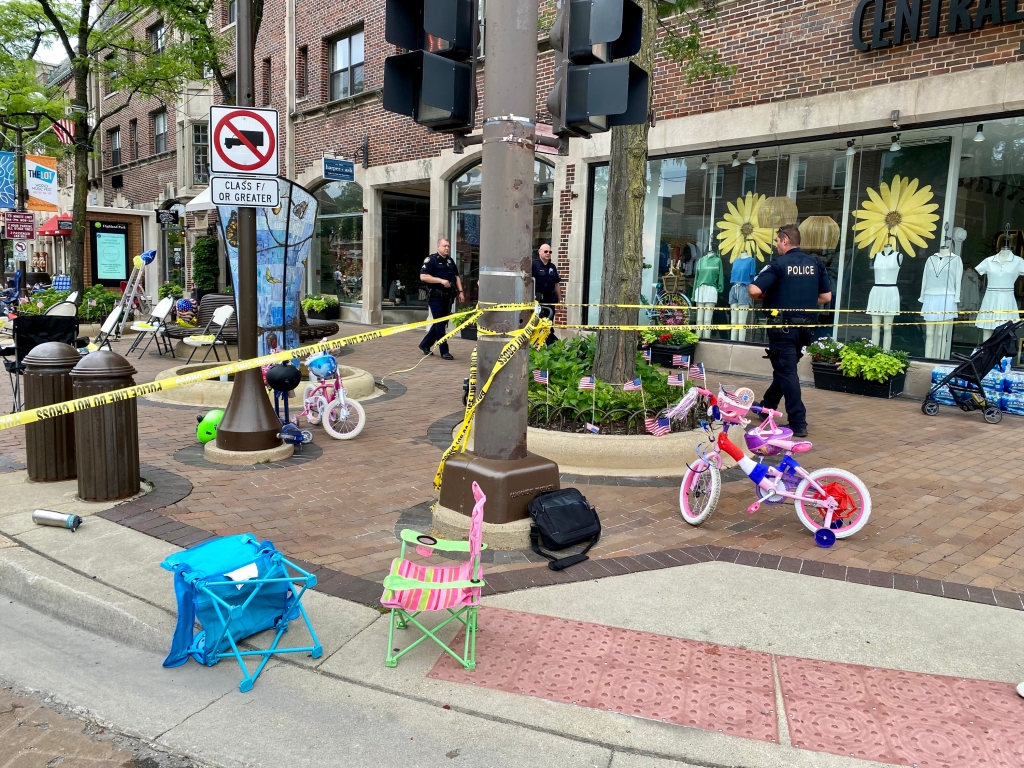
[301,353,365,440]
[668,385,871,547]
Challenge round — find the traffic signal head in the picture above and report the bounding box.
[383,0,478,132]
[547,0,649,137]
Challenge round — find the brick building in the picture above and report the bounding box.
[71,0,1023,362]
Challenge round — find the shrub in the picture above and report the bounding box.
[158,282,184,300]
[810,337,909,383]
[639,327,699,347]
[301,294,340,313]
[18,288,70,315]
[79,284,119,322]
[191,236,220,292]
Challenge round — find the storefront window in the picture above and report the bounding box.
[585,120,1022,360]
[449,159,555,308]
[313,180,363,304]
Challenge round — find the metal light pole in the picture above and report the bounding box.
[437,0,559,524]
[215,0,282,452]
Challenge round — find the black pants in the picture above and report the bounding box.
[762,325,815,430]
[420,293,454,354]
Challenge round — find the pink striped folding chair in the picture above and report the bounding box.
[380,482,487,669]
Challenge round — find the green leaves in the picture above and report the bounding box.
[190,236,219,291]
[837,341,909,383]
[656,0,736,83]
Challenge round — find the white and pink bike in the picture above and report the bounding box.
[668,385,871,547]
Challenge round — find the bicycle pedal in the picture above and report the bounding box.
[746,502,760,515]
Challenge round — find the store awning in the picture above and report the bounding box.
[185,186,215,212]
[37,213,73,236]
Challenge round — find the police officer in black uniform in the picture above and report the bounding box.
[531,243,561,345]
[748,224,832,438]
[419,238,464,360]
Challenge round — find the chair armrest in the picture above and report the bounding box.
[398,529,487,551]
[383,574,484,592]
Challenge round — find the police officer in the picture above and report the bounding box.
[419,238,464,360]
[532,243,561,345]
[748,224,832,438]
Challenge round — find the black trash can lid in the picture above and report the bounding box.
[70,350,137,379]
[23,342,82,368]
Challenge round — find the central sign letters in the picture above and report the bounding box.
[853,0,1024,51]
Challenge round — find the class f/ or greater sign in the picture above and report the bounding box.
[210,106,279,176]
[211,176,280,207]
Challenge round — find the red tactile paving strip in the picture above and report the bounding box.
[777,656,1024,766]
[428,606,779,742]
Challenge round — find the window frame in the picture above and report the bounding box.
[832,155,849,190]
[327,28,365,103]
[192,123,210,185]
[152,110,168,154]
[128,119,138,161]
[296,46,309,100]
[226,0,236,25]
[149,21,165,54]
[109,128,121,167]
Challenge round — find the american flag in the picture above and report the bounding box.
[689,362,706,381]
[53,119,75,145]
[585,422,600,433]
[623,377,642,391]
[642,348,651,362]
[672,354,690,368]
[667,373,686,387]
[647,416,671,437]
[578,375,595,390]
[533,369,549,385]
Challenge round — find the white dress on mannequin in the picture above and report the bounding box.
[866,247,903,317]
[919,248,962,359]
[975,249,1024,330]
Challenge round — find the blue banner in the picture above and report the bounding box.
[216,178,318,357]
[0,152,15,209]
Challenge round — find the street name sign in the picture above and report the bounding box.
[3,211,35,240]
[210,176,280,207]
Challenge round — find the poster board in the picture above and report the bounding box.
[89,220,129,286]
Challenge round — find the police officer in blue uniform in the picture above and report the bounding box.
[419,238,464,360]
[531,243,561,345]
[748,225,832,438]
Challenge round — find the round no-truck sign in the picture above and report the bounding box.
[210,105,279,176]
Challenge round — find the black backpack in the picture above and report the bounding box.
[528,488,601,571]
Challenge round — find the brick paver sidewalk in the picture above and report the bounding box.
[2,323,1023,599]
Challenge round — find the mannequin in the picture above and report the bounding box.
[918,242,963,359]
[728,250,757,341]
[692,249,724,339]
[975,244,1024,341]
[866,243,903,350]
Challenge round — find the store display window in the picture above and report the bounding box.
[313,180,363,305]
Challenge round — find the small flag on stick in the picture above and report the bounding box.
[689,362,706,382]
[672,354,690,368]
[533,369,549,385]
[642,348,652,362]
[623,377,642,392]
[648,417,671,436]
[578,375,596,390]
[585,422,600,434]
[667,373,686,387]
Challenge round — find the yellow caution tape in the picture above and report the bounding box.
[0,309,472,432]
[478,300,1024,316]
[379,310,482,384]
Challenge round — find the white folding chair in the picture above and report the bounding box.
[184,305,235,363]
[44,301,78,317]
[66,291,79,304]
[127,296,175,358]
[90,305,123,351]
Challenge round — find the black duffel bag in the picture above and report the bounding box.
[528,488,601,571]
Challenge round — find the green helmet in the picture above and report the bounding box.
[196,409,225,444]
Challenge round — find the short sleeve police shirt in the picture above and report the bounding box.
[751,249,830,310]
[532,258,560,301]
[421,253,459,285]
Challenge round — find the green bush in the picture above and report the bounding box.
[809,337,909,383]
[158,282,184,300]
[18,288,70,315]
[79,285,119,323]
[191,236,220,292]
[301,294,340,313]
[639,327,699,347]
[528,335,694,419]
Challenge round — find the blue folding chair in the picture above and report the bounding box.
[161,534,322,692]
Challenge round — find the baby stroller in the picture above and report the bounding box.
[922,320,1024,424]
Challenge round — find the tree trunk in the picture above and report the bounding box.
[67,61,90,297]
[592,0,657,384]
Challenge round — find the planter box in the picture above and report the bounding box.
[461,324,478,341]
[811,361,906,399]
[649,342,697,368]
[307,305,340,320]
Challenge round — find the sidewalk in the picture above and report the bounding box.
[1,500,1022,768]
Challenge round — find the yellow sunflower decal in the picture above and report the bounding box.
[852,175,939,258]
[716,192,774,262]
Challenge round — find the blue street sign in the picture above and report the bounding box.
[323,158,355,182]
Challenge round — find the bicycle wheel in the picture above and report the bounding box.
[322,397,365,440]
[303,384,323,425]
[679,460,721,525]
[794,468,871,539]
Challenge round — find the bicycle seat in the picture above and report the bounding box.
[744,425,793,456]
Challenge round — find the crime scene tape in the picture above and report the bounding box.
[379,309,482,384]
[479,300,1024,316]
[0,308,477,432]
[433,309,550,491]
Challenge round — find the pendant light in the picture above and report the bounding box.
[746,150,758,165]
[889,134,901,152]
[699,156,708,170]
[731,152,739,167]
[973,124,985,142]
[845,140,856,157]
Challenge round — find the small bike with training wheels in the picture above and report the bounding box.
[667,385,871,547]
[301,353,365,440]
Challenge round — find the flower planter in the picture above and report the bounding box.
[811,361,906,399]
[460,324,478,341]
[649,342,697,368]
[306,306,340,320]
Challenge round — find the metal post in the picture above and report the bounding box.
[14,125,27,213]
[215,0,282,451]
[437,0,560,526]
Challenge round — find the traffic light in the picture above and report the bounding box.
[546,0,648,137]
[383,0,478,132]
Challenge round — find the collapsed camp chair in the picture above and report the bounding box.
[184,304,235,364]
[161,534,322,692]
[127,296,175,358]
[380,481,487,670]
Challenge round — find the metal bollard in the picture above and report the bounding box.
[23,342,80,482]
[71,351,140,502]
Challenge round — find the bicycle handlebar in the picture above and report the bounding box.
[750,404,782,418]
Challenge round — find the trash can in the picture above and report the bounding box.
[71,351,140,501]
[23,342,79,482]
